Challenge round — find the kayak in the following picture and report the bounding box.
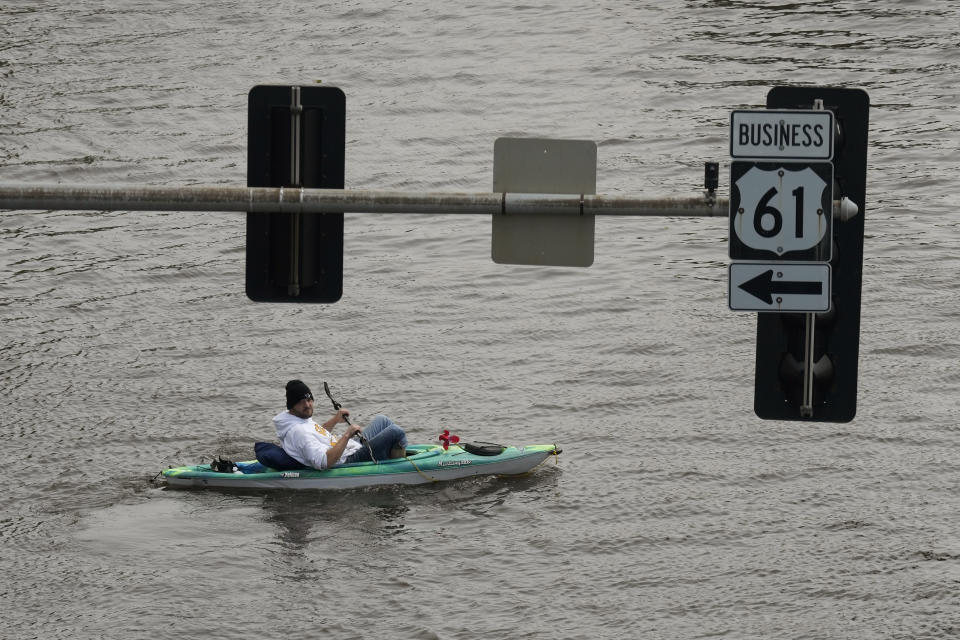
[161,443,561,490]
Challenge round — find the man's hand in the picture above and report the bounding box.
[322,409,352,433]
[323,419,364,468]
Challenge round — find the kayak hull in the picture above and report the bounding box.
[162,443,559,490]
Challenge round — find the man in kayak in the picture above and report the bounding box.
[274,379,408,469]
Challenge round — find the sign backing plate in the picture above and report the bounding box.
[492,137,596,267]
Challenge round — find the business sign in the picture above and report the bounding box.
[729,263,831,312]
[729,161,833,262]
[730,110,834,160]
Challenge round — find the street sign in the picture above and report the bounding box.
[729,263,831,312]
[730,109,834,160]
[729,161,833,262]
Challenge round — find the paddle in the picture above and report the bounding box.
[323,381,377,461]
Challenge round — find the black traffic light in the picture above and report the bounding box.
[246,85,345,302]
[754,87,869,422]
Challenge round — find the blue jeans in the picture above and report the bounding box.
[344,415,408,463]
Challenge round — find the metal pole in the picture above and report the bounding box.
[0,183,859,219]
[0,184,726,216]
[288,87,303,297]
[800,313,816,417]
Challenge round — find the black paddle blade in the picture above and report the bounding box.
[322,381,364,444]
[323,381,341,409]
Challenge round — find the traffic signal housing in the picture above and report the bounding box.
[754,87,869,422]
[246,85,345,303]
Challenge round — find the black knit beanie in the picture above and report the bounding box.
[286,379,313,409]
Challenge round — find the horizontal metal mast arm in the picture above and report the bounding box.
[0,183,729,216]
[0,183,855,219]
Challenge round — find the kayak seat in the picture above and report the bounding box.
[254,442,308,471]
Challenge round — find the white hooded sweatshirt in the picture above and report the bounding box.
[273,411,362,470]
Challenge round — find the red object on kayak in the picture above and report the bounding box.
[438,430,460,450]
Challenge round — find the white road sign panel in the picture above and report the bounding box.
[729,262,831,312]
[729,161,833,262]
[731,110,834,160]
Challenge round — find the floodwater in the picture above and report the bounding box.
[2,1,960,638]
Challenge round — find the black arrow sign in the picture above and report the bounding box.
[739,269,822,304]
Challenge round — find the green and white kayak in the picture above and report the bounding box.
[162,443,561,490]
